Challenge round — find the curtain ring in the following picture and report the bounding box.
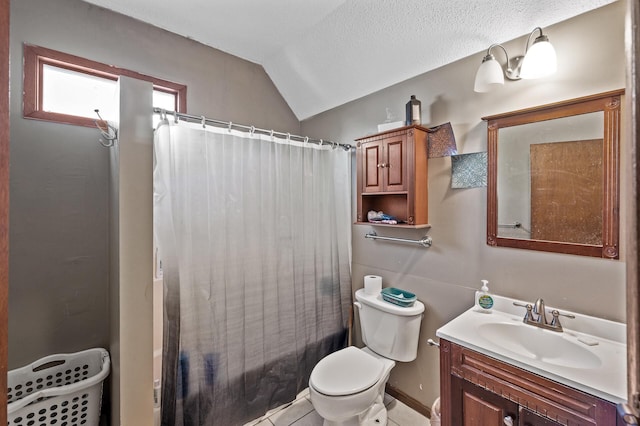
[270,129,274,140]
[250,125,255,136]
[304,136,309,144]
[228,122,232,132]
[319,139,323,146]
[173,111,178,124]
[201,116,206,129]
[332,141,338,149]
[286,132,291,141]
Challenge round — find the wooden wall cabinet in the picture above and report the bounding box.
[440,340,616,426]
[355,125,429,227]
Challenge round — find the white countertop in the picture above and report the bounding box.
[436,295,627,404]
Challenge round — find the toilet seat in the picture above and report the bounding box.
[310,346,383,396]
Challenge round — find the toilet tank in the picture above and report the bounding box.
[355,289,425,362]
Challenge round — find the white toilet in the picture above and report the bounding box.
[309,288,425,426]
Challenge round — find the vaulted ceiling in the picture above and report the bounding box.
[82,0,616,120]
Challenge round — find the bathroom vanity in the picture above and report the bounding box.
[436,296,625,425]
[439,340,616,425]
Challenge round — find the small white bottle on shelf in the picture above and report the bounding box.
[474,279,494,313]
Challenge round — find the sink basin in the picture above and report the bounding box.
[436,295,627,403]
[477,322,601,369]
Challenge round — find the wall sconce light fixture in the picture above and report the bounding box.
[474,27,557,93]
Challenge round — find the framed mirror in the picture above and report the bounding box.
[483,90,623,258]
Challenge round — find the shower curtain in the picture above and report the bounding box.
[154,119,352,426]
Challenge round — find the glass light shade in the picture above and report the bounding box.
[520,39,557,79]
[474,57,505,93]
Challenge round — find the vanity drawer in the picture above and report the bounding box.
[441,340,616,426]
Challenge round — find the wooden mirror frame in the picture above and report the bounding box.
[483,89,624,259]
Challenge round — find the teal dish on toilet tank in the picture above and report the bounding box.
[380,287,417,307]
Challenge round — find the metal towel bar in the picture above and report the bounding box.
[365,231,433,248]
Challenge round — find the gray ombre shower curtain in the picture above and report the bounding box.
[154,118,352,426]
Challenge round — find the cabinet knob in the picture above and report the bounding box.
[377,163,387,168]
[503,416,514,426]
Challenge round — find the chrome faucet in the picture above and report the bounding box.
[513,298,575,332]
[533,298,547,325]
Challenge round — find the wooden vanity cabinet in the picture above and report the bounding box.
[440,340,616,426]
[452,376,519,425]
[355,125,429,226]
[519,408,563,426]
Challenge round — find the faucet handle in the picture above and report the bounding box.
[554,309,576,319]
[549,309,575,331]
[513,302,536,322]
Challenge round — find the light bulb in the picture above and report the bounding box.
[520,36,557,79]
[474,55,505,93]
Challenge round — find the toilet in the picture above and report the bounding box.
[309,288,425,426]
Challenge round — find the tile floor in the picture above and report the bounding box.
[244,388,431,426]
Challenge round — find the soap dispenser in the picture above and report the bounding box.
[474,279,494,313]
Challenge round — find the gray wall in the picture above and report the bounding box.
[9,0,300,369]
[301,1,627,409]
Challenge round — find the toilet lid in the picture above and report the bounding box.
[310,347,383,396]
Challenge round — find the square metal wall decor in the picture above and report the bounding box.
[451,152,487,188]
[428,122,457,158]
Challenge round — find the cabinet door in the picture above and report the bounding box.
[383,134,407,192]
[453,376,518,426]
[361,140,383,193]
[519,408,562,426]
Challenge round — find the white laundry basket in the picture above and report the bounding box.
[7,348,110,426]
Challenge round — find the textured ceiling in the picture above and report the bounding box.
[82,0,616,120]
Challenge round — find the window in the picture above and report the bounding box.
[42,64,119,120]
[23,44,186,127]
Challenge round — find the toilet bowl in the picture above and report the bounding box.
[309,289,425,426]
[309,347,395,426]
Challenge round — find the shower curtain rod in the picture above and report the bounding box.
[153,108,353,151]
